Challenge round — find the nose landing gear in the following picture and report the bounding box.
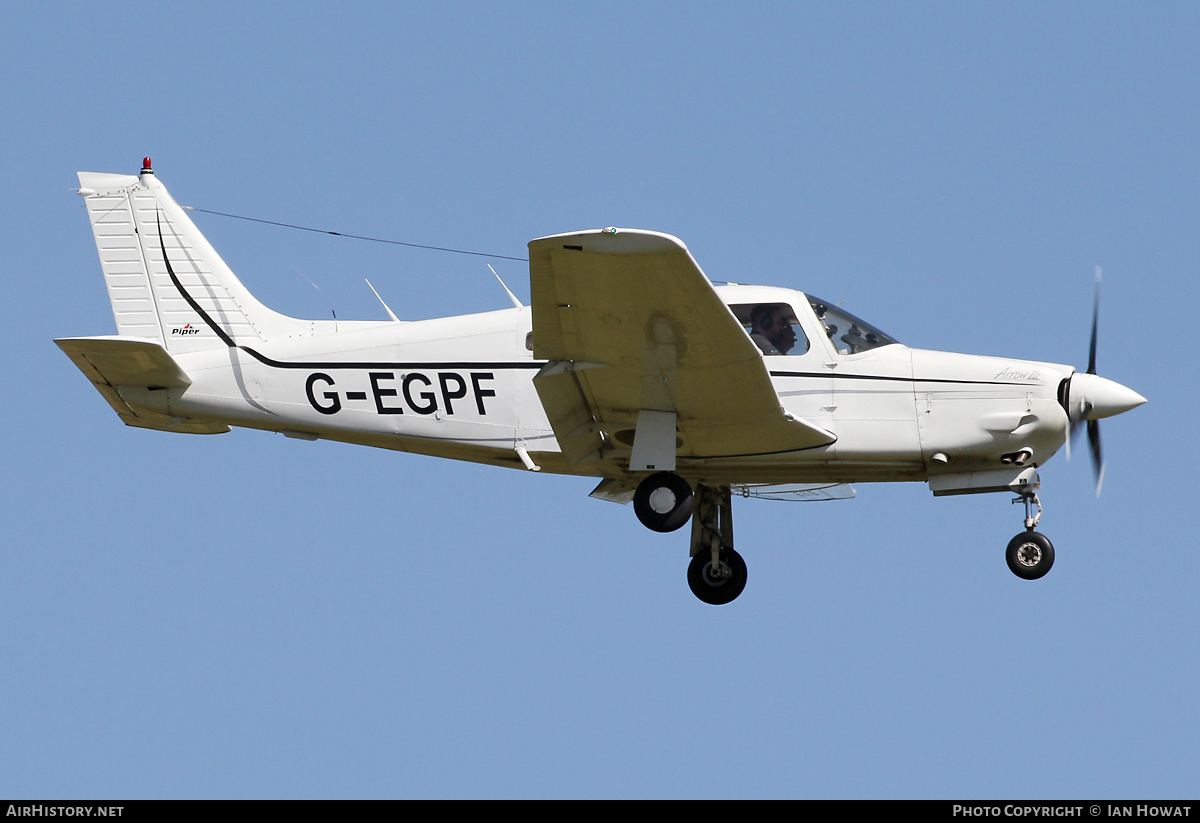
[1007,489,1055,580]
[1006,530,1055,579]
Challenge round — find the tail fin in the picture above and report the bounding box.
[77,163,307,354]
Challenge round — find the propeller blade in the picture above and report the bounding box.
[1066,413,1084,461]
[1088,418,1104,496]
[1087,266,1101,375]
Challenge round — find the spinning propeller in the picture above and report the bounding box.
[1063,268,1146,495]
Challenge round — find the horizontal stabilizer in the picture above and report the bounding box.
[55,336,228,434]
[57,336,191,388]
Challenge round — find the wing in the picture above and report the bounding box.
[529,228,834,468]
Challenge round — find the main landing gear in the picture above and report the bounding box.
[633,473,746,605]
[687,484,746,605]
[1007,489,1055,580]
[633,471,694,533]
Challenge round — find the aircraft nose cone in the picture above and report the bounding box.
[1071,372,1147,420]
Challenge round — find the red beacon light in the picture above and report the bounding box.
[141,157,153,173]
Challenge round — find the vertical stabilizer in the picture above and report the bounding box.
[77,161,308,354]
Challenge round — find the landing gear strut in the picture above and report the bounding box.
[687,484,746,605]
[1007,489,1055,580]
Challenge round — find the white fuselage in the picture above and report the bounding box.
[128,285,1074,488]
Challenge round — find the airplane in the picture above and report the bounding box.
[58,159,1146,605]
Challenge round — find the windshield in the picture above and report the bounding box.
[807,296,899,354]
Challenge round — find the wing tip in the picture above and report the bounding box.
[529,227,687,255]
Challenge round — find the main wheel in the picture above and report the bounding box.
[1006,531,1055,580]
[688,546,748,605]
[633,472,694,533]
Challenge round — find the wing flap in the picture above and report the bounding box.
[533,364,605,465]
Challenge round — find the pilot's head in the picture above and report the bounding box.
[750,303,796,355]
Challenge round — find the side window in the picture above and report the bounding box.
[730,303,810,356]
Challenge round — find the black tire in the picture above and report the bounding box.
[633,472,694,533]
[688,547,748,605]
[1006,531,1055,580]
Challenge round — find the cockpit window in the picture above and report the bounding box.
[730,303,810,356]
[807,296,898,354]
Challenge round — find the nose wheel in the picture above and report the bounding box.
[1007,490,1054,579]
[1006,530,1055,579]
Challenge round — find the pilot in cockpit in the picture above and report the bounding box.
[749,303,798,356]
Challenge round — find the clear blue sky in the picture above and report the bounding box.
[2,2,1196,798]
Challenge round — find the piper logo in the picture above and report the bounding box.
[172,324,200,336]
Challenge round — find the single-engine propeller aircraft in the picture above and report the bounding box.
[59,160,1146,604]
